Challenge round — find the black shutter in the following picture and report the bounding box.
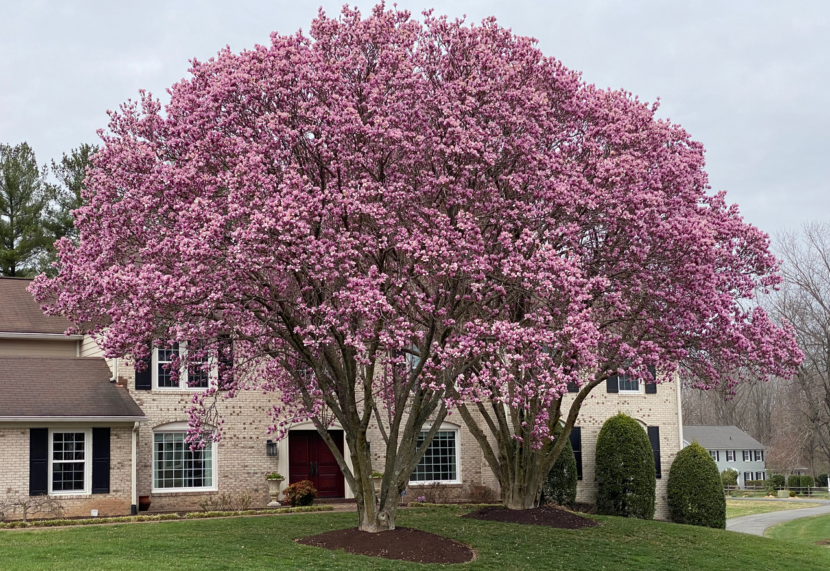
[648,426,661,479]
[606,375,619,393]
[92,427,111,494]
[645,364,657,393]
[218,334,233,390]
[567,382,579,393]
[29,428,49,496]
[135,341,153,390]
[569,427,582,481]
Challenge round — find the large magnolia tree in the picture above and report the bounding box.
[32,4,802,527]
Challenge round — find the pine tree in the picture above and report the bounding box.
[0,143,51,276]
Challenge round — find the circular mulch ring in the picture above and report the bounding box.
[296,527,475,564]
[461,506,599,529]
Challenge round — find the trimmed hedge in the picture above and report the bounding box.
[770,474,786,490]
[721,468,738,487]
[667,442,726,529]
[542,431,578,508]
[801,475,815,488]
[787,474,801,488]
[745,480,768,488]
[818,474,829,488]
[595,413,656,519]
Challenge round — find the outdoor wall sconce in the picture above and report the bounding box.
[266,439,278,457]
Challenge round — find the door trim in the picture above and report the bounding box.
[277,422,354,499]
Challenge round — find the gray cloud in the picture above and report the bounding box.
[1,0,827,235]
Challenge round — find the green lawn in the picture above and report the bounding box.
[767,513,830,546]
[1,507,829,570]
[726,500,824,519]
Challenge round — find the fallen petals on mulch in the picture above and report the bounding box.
[461,506,599,529]
[296,527,475,564]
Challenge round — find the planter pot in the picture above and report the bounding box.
[267,478,285,507]
[138,496,151,512]
[372,477,383,495]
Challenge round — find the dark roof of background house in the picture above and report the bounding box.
[0,357,145,419]
[683,425,765,450]
[0,277,74,334]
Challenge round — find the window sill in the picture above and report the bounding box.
[408,482,463,487]
[49,491,91,498]
[151,487,218,495]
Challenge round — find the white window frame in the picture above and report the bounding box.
[742,450,750,461]
[409,423,462,485]
[755,450,763,462]
[709,450,719,462]
[152,343,217,391]
[616,374,643,394]
[151,422,218,493]
[726,450,735,462]
[48,428,92,496]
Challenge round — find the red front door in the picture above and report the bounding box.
[288,430,345,498]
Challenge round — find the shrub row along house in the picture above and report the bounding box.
[0,277,684,520]
[682,425,767,488]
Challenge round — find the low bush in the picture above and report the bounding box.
[667,442,725,529]
[721,469,739,487]
[282,480,318,507]
[818,474,829,488]
[595,413,656,520]
[542,432,578,508]
[789,490,797,497]
[787,475,801,489]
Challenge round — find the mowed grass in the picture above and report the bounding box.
[726,500,824,519]
[0,507,829,570]
[767,513,830,546]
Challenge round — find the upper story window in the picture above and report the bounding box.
[153,342,215,391]
[755,450,764,462]
[726,450,736,462]
[709,450,719,462]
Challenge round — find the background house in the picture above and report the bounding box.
[683,425,766,488]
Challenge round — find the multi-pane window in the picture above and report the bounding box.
[157,344,180,388]
[742,450,750,461]
[726,450,735,462]
[153,432,214,490]
[744,472,753,483]
[52,432,86,493]
[755,450,764,462]
[709,450,719,462]
[617,375,640,392]
[410,430,459,483]
[154,343,213,390]
[756,472,765,480]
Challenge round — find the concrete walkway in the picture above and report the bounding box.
[726,497,830,536]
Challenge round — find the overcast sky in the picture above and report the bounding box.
[1,0,827,237]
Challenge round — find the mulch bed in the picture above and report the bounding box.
[296,527,475,564]
[461,505,599,529]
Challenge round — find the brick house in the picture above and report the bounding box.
[0,276,683,520]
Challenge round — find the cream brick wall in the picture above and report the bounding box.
[0,425,133,520]
[106,355,681,520]
[564,375,682,521]
[113,360,280,513]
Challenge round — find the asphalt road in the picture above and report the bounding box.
[726,498,830,536]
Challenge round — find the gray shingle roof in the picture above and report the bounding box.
[0,356,145,419]
[0,277,74,334]
[683,425,765,450]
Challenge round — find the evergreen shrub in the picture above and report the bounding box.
[721,468,738,487]
[542,432,577,508]
[787,475,801,489]
[770,474,786,490]
[801,475,815,488]
[667,442,726,529]
[817,474,829,488]
[595,413,655,519]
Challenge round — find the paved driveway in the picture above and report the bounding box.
[726,498,830,536]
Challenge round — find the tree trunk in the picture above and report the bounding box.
[501,478,542,510]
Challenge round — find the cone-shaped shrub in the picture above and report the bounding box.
[542,433,577,508]
[595,413,656,519]
[667,442,725,528]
